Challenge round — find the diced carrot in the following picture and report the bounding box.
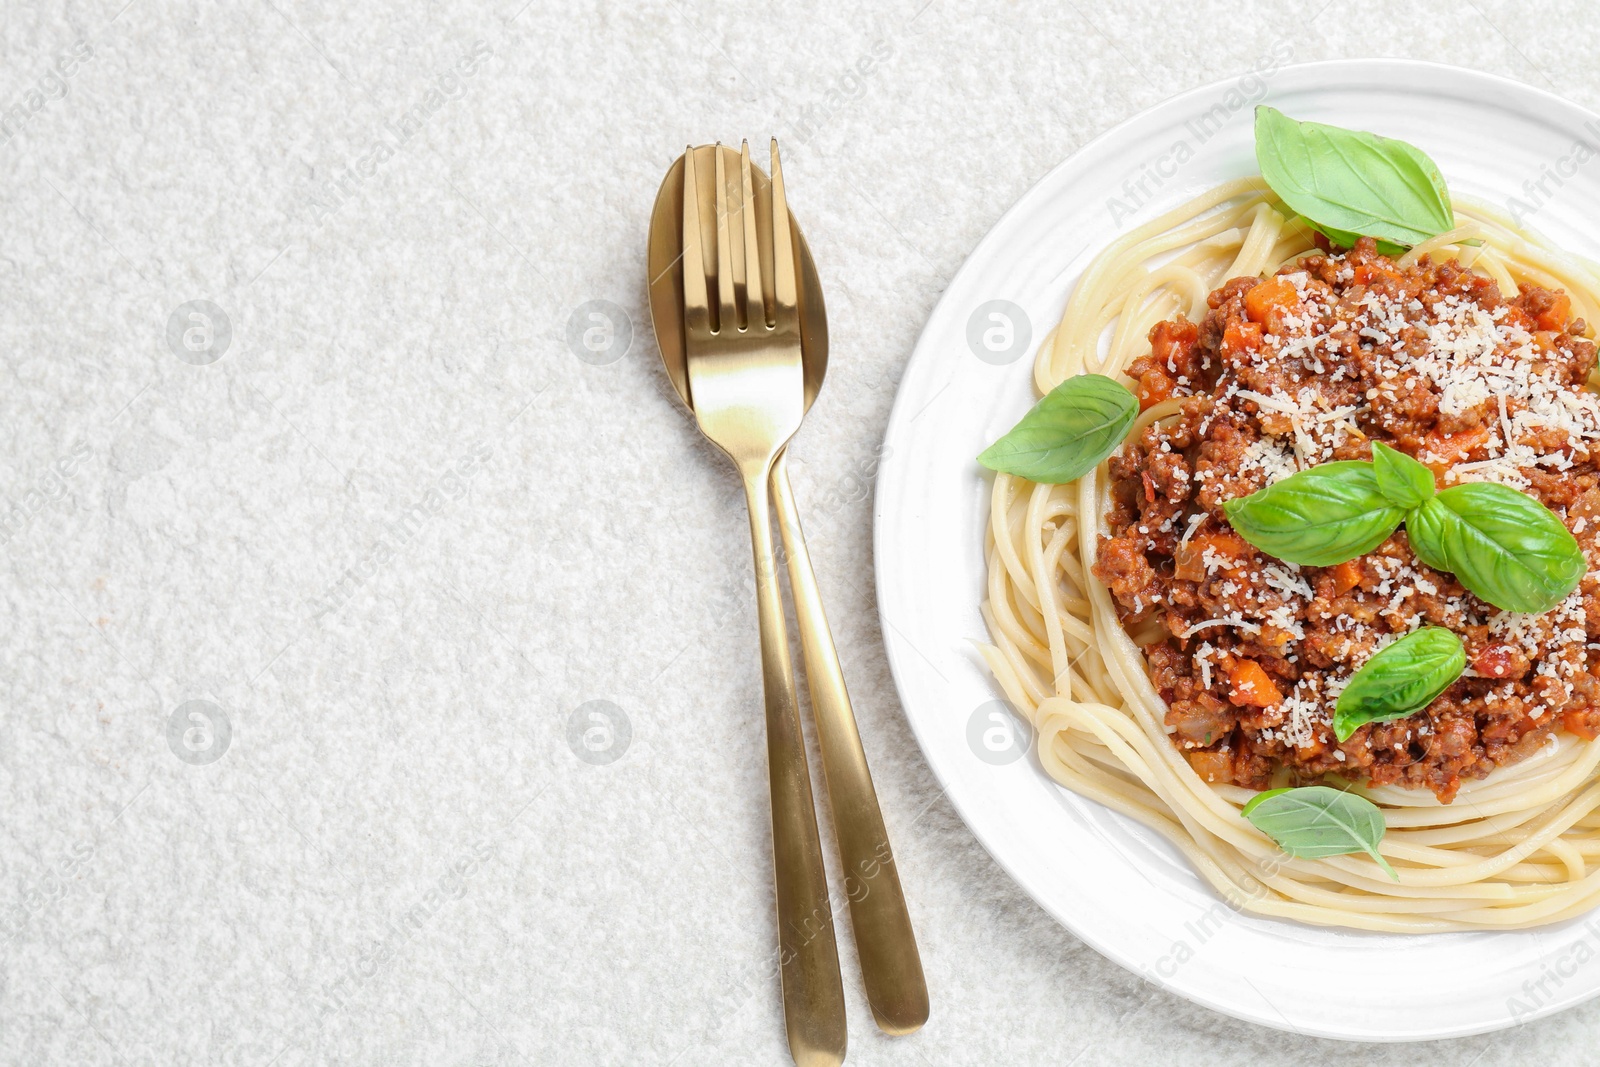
[1173,547,1204,583]
[1137,366,1175,411]
[1221,320,1262,360]
[1244,277,1300,326]
[1141,470,1157,503]
[1329,559,1363,596]
[1562,708,1600,741]
[1351,262,1401,287]
[1174,530,1248,583]
[1186,750,1233,783]
[1501,306,1536,333]
[1536,292,1572,332]
[1227,660,1283,709]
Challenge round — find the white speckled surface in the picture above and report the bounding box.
[4,1,1600,1063]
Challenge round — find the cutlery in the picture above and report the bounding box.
[647,142,928,1048]
[655,140,847,1066]
[770,452,927,1035]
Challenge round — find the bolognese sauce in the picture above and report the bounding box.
[1093,237,1600,803]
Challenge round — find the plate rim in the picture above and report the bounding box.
[872,56,1600,1042]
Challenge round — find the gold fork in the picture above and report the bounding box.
[681,140,848,1067]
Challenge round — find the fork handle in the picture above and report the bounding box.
[740,459,848,1067]
[772,451,930,1035]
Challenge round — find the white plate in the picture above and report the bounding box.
[874,59,1600,1041]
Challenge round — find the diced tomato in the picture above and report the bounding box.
[1424,423,1491,465]
[1149,319,1200,377]
[1174,530,1249,583]
[1221,319,1263,360]
[1329,559,1364,596]
[1137,366,1175,411]
[1562,708,1600,741]
[1536,292,1572,332]
[1244,277,1300,326]
[1472,643,1526,680]
[1227,660,1283,709]
[1186,750,1233,783]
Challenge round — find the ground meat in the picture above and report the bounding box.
[1092,238,1600,803]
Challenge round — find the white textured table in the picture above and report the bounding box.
[5,1,1598,1063]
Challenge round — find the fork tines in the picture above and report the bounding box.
[680,140,799,341]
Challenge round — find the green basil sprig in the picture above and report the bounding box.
[978,373,1137,484]
[1224,442,1586,613]
[1241,785,1399,880]
[1407,484,1587,615]
[1254,106,1454,248]
[1332,627,1465,741]
[1220,461,1403,567]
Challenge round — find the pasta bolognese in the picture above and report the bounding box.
[978,108,1600,931]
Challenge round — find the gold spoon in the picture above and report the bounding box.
[648,142,929,1038]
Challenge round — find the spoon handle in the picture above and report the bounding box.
[740,457,849,1067]
[772,451,930,1035]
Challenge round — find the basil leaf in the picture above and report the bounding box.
[1222,461,1404,567]
[1371,441,1435,510]
[1406,484,1586,613]
[1241,785,1398,880]
[1255,106,1454,248]
[1333,626,1464,741]
[1302,218,1408,258]
[978,373,1138,484]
